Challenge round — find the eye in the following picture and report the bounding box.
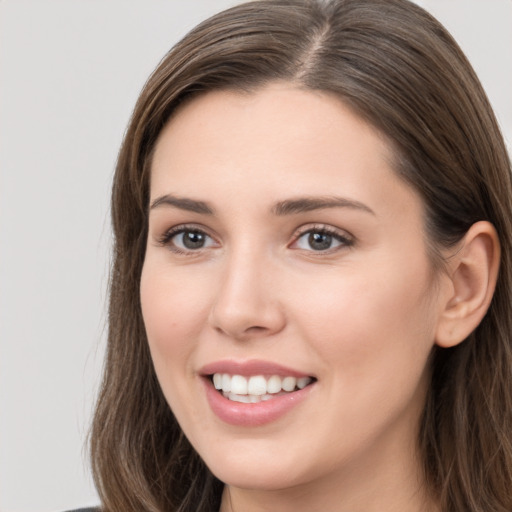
[174,230,213,250]
[292,226,353,252]
[159,226,217,253]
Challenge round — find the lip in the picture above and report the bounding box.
[200,359,316,427]
[199,359,314,378]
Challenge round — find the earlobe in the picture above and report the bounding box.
[435,221,500,348]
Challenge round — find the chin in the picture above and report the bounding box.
[199,440,319,491]
[212,464,304,492]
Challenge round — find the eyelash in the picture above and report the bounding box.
[157,224,217,255]
[157,224,354,255]
[291,225,354,253]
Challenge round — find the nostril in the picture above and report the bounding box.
[213,323,272,341]
[246,326,267,333]
[208,289,287,340]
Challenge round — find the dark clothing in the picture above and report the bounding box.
[65,509,99,512]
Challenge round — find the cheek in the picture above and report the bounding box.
[288,256,437,377]
[140,263,211,373]
[140,262,216,428]
[286,261,436,450]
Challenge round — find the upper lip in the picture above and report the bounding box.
[199,359,314,378]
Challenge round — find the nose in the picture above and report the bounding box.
[208,250,286,341]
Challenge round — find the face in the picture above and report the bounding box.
[141,84,447,497]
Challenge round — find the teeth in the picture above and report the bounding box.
[231,375,248,395]
[225,391,283,403]
[282,376,297,392]
[228,392,251,403]
[248,375,267,395]
[267,375,282,394]
[297,377,310,389]
[213,373,222,390]
[221,373,231,392]
[212,373,313,398]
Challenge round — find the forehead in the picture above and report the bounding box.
[150,83,419,220]
[154,84,391,158]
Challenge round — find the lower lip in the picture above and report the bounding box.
[203,378,315,427]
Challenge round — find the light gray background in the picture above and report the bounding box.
[0,1,510,511]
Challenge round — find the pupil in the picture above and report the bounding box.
[183,231,205,249]
[308,232,332,250]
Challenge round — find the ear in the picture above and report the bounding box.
[435,221,500,348]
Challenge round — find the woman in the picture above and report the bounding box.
[89,0,512,511]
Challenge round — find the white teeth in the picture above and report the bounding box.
[213,373,223,390]
[224,392,279,403]
[267,375,282,394]
[248,375,267,395]
[297,377,310,389]
[212,373,313,399]
[231,375,248,395]
[282,376,297,392]
[228,392,251,403]
[221,373,231,392]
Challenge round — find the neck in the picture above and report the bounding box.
[219,432,439,512]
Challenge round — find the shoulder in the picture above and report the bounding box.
[63,508,99,512]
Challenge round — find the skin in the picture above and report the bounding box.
[140,83,455,512]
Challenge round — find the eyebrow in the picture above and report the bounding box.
[272,196,375,216]
[150,194,215,214]
[149,193,374,216]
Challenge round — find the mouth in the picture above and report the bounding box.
[209,373,316,403]
[200,360,317,426]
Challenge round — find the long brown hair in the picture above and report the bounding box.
[90,1,512,510]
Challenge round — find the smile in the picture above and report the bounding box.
[200,360,317,426]
[212,373,314,403]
